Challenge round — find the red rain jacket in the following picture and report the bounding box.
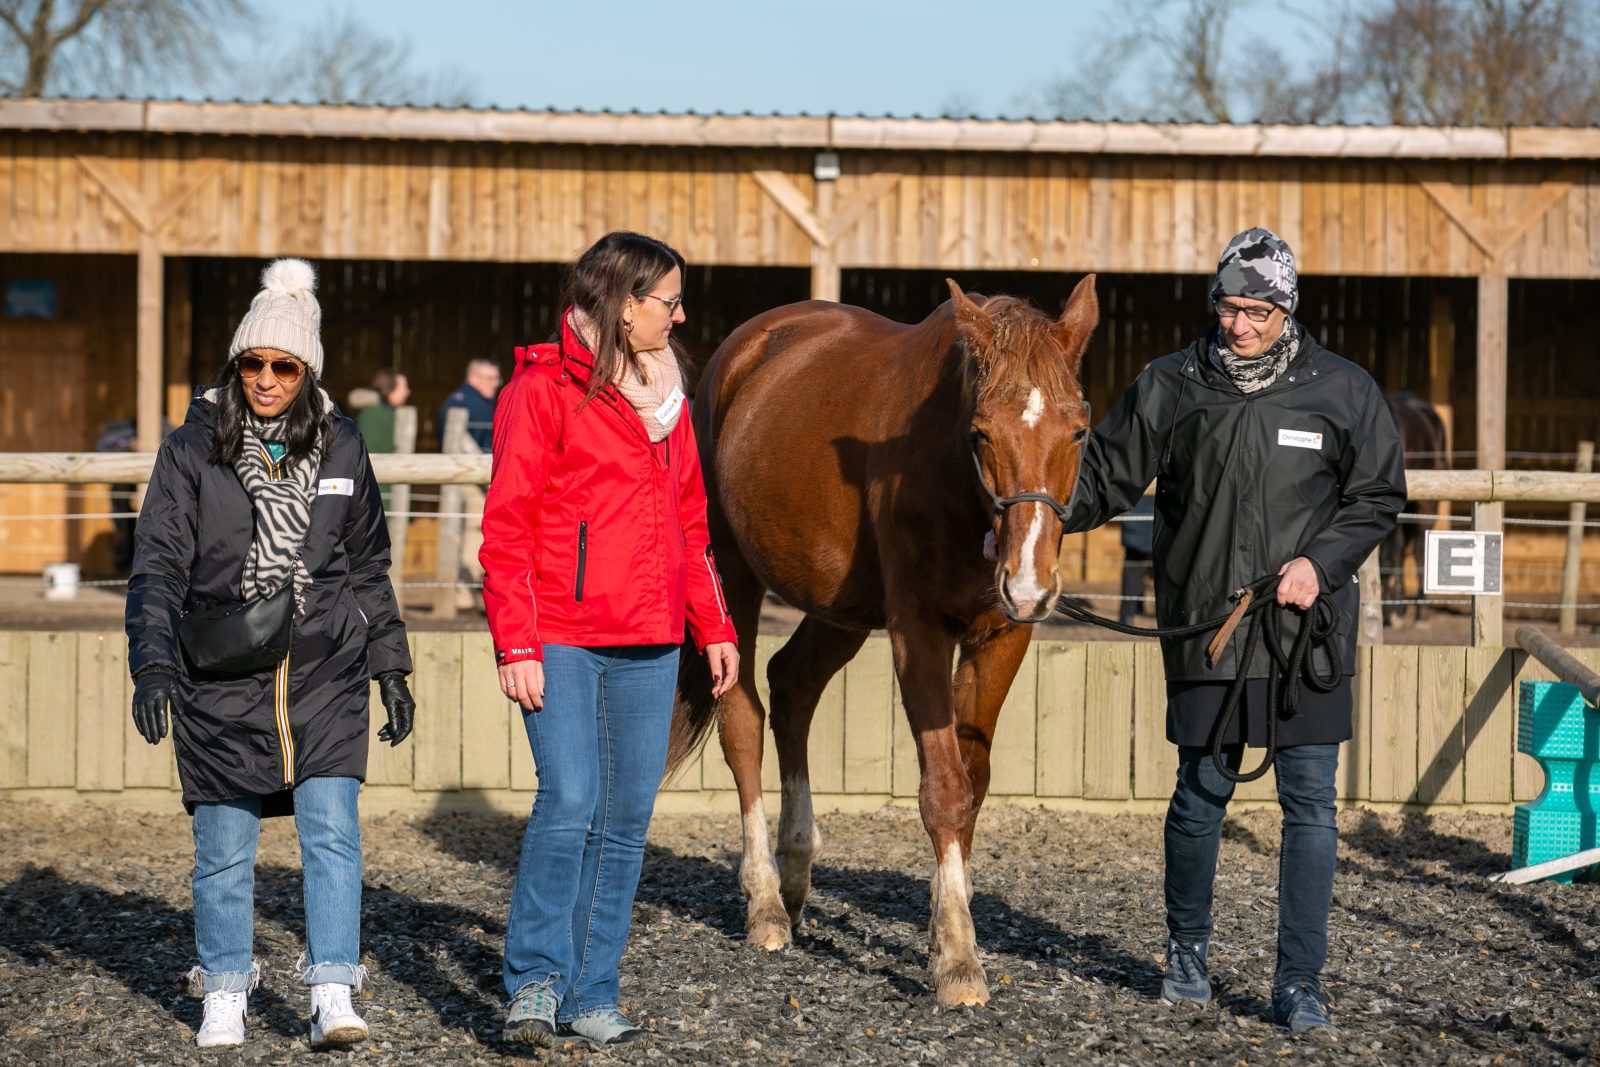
[480,313,736,665]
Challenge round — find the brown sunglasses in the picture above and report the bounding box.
[236,354,305,383]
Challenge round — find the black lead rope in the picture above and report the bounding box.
[1054,574,1342,783]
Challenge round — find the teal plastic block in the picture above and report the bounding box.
[1511,679,1600,883]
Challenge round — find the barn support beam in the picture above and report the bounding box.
[135,234,163,455]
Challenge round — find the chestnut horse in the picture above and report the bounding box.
[665,277,1098,1007]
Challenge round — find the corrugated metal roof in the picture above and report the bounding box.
[1,97,1596,159]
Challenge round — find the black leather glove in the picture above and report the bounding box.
[376,671,415,746]
[131,669,175,745]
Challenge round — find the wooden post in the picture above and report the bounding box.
[1472,499,1503,648]
[1477,274,1507,471]
[811,176,840,302]
[1357,549,1383,645]
[136,233,164,458]
[388,404,417,593]
[1427,292,1455,528]
[1559,441,1594,635]
[432,407,469,618]
[1473,274,1507,649]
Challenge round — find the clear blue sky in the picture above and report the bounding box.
[230,0,1325,119]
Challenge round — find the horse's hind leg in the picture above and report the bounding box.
[767,617,869,931]
[709,546,789,950]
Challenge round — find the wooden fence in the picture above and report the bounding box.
[2,630,1593,816]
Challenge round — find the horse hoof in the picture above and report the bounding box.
[934,962,990,1008]
[747,910,792,952]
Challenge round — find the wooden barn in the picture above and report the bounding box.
[0,99,1597,600]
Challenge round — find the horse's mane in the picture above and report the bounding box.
[958,295,1080,409]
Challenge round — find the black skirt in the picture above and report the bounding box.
[1166,675,1353,749]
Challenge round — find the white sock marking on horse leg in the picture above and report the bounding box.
[777,776,821,911]
[738,796,782,913]
[1021,386,1044,428]
[930,841,977,965]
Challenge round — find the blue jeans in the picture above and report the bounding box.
[191,775,364,993]
[502,644,679,1019]
[1164,743,1339,989]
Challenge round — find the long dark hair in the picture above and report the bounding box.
[562,231,686,404]
[206,358,330,467]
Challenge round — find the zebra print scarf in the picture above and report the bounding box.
[233,409,321,614]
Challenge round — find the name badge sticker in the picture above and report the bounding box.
[1277,429,1323,451]
[654,386,686,426]
[318,478,356,496]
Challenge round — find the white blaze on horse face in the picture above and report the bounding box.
[1021,387,1045,429]
[1005,501,1051,613]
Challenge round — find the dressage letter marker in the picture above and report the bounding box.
[1424,530,1503,595]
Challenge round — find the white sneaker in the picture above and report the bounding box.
[195,989,248,1048]
[308,982,369,1048]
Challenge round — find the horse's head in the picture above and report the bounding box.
[950,275,1098,624]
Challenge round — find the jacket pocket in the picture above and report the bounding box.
[575,522,588,602]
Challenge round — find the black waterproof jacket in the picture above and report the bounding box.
[125,394,412,812]
[1067,330,1405,701]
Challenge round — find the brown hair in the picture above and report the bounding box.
[370,367,402,400]
[562,231,686,404]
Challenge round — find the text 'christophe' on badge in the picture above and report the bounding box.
[1423,530,1503,596]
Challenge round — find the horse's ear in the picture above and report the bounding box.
[946,278,994,348]
[1053,273,1099,374]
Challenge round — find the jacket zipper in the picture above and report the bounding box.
[575,522,588,602]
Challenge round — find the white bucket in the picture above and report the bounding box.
[43,562,80,601]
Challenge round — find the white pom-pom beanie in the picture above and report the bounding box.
[228,258,324,378]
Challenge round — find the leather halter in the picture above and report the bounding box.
[968,433,1073,525]
[966,399,1089,528]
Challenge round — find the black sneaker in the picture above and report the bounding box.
[1272,981,1335,1034]
[1161,937,1213,1005]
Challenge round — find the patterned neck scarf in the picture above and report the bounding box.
[568,307,685,442]
[1210,317,1302,395]
[232,402,323,613]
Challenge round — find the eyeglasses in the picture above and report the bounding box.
[236,354,305,382]
[642,292,685,314]
[1214,301,1277,324]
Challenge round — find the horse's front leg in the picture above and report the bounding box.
[891,619,989,1008]
[952,621,1035,874]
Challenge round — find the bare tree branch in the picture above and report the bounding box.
[0,0,249,97]
[238,10,479,107]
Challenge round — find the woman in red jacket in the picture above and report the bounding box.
[481,231,738,1049]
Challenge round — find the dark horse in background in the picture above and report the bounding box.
[1382,391,1448,625]
[665,278,1099,1007]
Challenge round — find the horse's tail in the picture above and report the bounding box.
[664,638,719,781]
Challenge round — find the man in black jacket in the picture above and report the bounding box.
[1067,228,1405,1033]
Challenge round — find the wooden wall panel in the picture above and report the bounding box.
[4,632,1598,813]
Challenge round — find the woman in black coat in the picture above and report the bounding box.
[124,259,415,1051]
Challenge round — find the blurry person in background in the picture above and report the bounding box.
[349,368,410,454]
[440,358,501,610]
[439,357,501,453]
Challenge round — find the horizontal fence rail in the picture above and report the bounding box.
[1,631,1594,815]
[3,456,1600,502]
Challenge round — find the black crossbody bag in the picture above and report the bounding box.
[178,580,294,677]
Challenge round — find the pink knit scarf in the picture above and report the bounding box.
[568,308,684,442]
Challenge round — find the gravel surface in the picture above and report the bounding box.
[1,800,1597,1065]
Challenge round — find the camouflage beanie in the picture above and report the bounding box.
[1209,227,1298,315]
